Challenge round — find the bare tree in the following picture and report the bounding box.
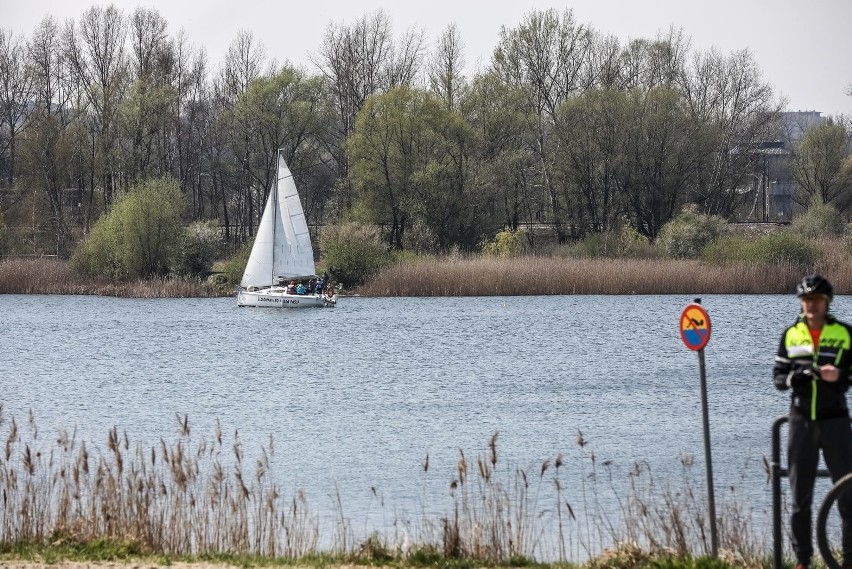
[172,29,210,216]
[123,7,177,180]
[312,9,424,209]
[130,7,170,80]
[491,8,594,242]
[213,30,270,241]
[17,16,89,256]
[619,27,690,92]
[791,120,852,212]
[678,48,783,216]
[427,23,466,111]
[0,28,35,185]
[64,5,129,207]
[28,17,74,117]
[220,30,267,106]
[587,31,624,90]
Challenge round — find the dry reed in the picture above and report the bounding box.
[0,410,319,557]
[7,252,852,299]
[0,259,227,298]
[358,256,839,297]
[0,411,770,565]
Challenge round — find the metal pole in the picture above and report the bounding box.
[698,347,718,557]
[772,416,787,569]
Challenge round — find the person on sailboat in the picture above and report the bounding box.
[316,272,329,295]
[324,284,336,303]
[286,280,296,294]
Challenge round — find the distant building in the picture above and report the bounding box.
[738,111,828,222]
[781,110,827,145]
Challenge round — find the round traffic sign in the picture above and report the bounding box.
[680,303,711,351]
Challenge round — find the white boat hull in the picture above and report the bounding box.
[237,288,335,308]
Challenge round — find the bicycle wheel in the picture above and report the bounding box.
[817,471,852,569]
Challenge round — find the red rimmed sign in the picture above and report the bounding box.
[680,303,711,351]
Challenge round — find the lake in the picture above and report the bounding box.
[0,293,839,559]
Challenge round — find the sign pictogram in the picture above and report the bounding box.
[680,303,711,351]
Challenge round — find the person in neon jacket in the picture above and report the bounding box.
[774,274,852,569]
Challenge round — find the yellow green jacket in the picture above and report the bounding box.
[774,314,852,420]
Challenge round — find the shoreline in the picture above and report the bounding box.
[3,256,850,298]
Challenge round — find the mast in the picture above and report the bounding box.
[271,150,278,285]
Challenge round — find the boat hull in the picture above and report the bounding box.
[237,289,335,308]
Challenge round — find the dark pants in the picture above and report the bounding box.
[789,413,852,565]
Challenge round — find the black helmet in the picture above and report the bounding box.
[796,274,833,300]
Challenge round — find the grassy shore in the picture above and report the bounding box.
[4,255,850,298]
[0,549,752,569]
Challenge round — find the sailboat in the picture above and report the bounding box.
[236,151,335,308]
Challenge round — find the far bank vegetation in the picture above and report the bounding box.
[1,7,852,296]
[5,204,852,297]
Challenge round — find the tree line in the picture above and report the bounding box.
[1,6,848,259]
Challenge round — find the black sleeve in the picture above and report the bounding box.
[774,331,792,391]
[827,323,852,393]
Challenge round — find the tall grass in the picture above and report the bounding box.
[359,256,846,297]
[0,409,768,567]
[0,410,318,557]
[0,259,227,298]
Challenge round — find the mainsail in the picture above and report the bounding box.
[240,152,315,288]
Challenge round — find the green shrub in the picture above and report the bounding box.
[319,223,393,289]
[72,178,185,279]
[701,235,749,264]
[656,212,727,259]
[560,226,653,259]
[482,230,525,258]
[559,232,612,258]
[793,201,844,238]
[219,242,252,287]
[703,231,822,267]
[617,224,655,258]
[750,232,823,266]
[404,219,439,254]
[172,220,222,277]
[71,211,123,278]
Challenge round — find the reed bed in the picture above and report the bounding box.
[0,259,227,298]
[0,410,319,557]
[0,410,770,566]
[358,256,838,297]
[6,254,852,299]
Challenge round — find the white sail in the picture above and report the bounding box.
[272,155,316,279]
[240,185,276,288]
[240,152,315,288]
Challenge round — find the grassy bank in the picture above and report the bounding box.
[0,547,751,569]
[0,547,750,569]
[358,256,851,297]
[0,412,770,569]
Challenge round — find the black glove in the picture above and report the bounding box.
[789,364,820,388]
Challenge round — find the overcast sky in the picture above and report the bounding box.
[5,0,852,116]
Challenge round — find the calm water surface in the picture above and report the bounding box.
[1,293,844,554]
